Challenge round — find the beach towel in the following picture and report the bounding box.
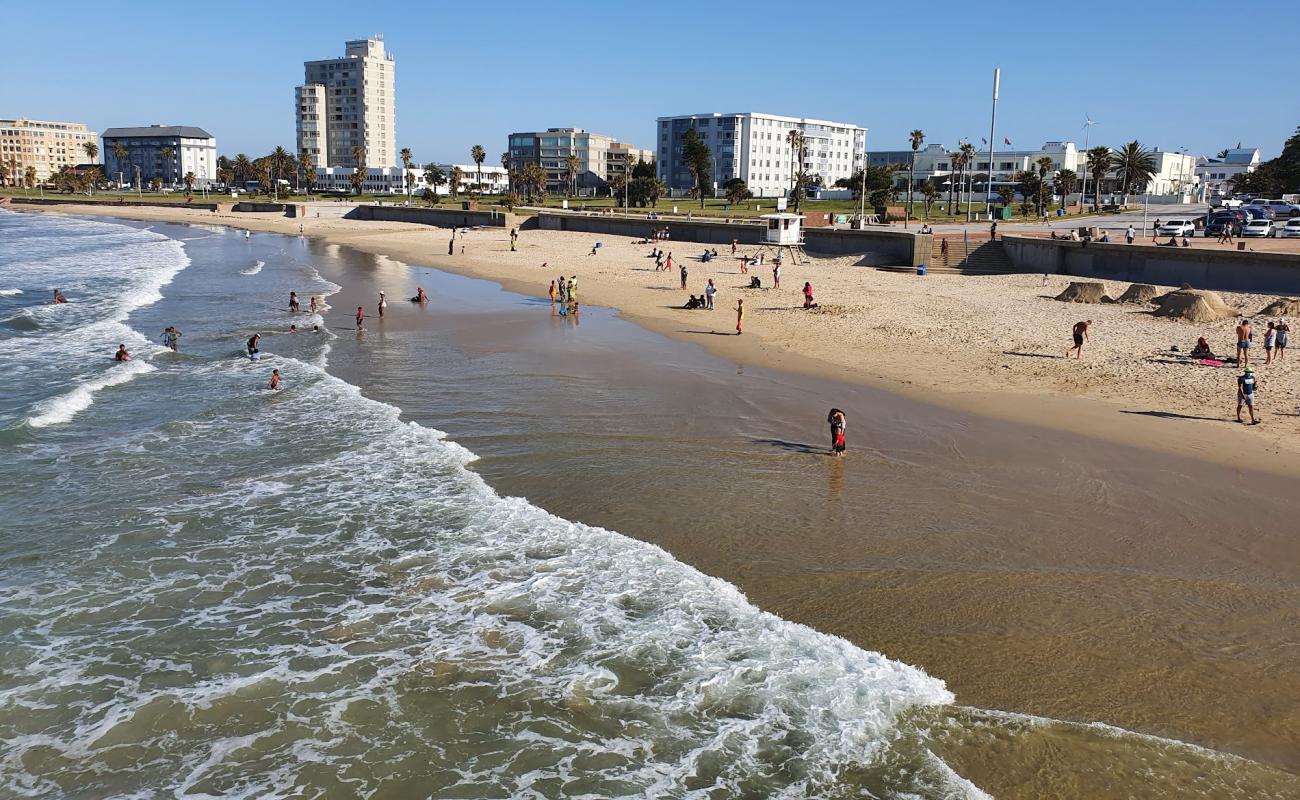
[1199,359,1227,367]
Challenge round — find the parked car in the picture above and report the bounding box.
[1205,212,1244,237]
[1242,206,1275,220]
[1242,219,1274,238]
[1263,200,1300,217]
[1277,218,1300,238]
[1158,219,1196,237]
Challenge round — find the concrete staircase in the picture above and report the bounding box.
[924,237,1015,274]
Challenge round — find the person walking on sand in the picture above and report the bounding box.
[665,253,673,273]
[1153,219,1161,240]
[731,239,738,255]
[705,278,716,310]
[803,281,815,309]
[739,255,749,274]
[1237,366,1259,424]
[268,369,282,391]
[772,263,781,289]
[827,408,847,456]
[1068,319,1091,359]
[1236,318,1253,366]
[736,298,744,334]
[289,291,300,312]
[448,237,455,256]
[355,306,364,330]
[548,280,557,303]
[680,263,688,289]
[1276,319,1289,361]
[378,291,387,319]
[1265,321,1277,364]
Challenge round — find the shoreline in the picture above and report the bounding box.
[16,201,1300,479]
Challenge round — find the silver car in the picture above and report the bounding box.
[1277,219,1300,238]
[1241,219,1274,238]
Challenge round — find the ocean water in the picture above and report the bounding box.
[1,211,1296,799]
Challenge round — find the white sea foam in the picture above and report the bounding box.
[0,289,22,296]
[27,359,156,428]
[240,260,264,275]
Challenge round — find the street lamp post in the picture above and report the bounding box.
[984,67,1000,220]
[858,127,870,225]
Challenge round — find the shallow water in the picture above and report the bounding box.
[1,211,1296,798]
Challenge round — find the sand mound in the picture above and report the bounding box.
[1152,290,1236,323]
[1259,298,1300,317]
[1055,281,1113,304]
[1116,283,1162,305]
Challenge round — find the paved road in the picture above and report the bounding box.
[920,204,1212,236]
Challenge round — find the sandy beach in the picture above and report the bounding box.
[25,202,1300,475]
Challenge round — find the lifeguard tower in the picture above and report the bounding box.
[760,213,805,264]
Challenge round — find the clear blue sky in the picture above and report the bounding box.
[7,0,1296,163]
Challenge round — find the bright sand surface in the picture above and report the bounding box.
[27,202,1300,476]
[17,204,1300,783]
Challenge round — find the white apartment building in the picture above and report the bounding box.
[0,118,99,183]
[656,112,867,197]
[296,37,396,169]
[435,164,509,195]
[315,166,423,195]
[1196,148,1259,198]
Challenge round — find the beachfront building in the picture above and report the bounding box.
[101,125,218,189]
[1196,148,1259,199]
[434,164,509,195]
[314,166,424,195]
[655,112,867,198]
[296,37,396,169]
[506,128,649,195]
[0,118,99,184]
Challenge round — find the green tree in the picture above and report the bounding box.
[160,146,174,187]
[24,166,37,189]
[85,166,105,194]
[1035,156,1054,217]
[631,158,656,180]
[681,127,711,208]
[1054,168,1078,210]
[1085,146,1113,211]
[449,165,464,199]
[785,129,804,194]
[564,154,580,198]
[233,153,253,189]
[350,145,366,195]
[907,129,925,220]
[300,149,316,196]
[946,150,961,214]
[82,141,98,164]
[0,162,9,187]
[834,164,897,208]
[183,171,196,194]
[112,142,128,186]
[1113,141,1156,203]
[423,163,447,198]
[724,178,752,204]
[628,175,665,208]
[959,142,976,213]
[500,151,511,192]
[1229,126,1300,197]
[399,147,414,201]
[471,145,486,196]
[920,179,939,217]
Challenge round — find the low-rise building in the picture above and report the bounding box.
[0,118,99,184]
[435,163,509,195]
[655,112,867,198]
[507,128,648,195]
[102,125,217,188]
[315,166,424,195]
[1196,148,1259,198]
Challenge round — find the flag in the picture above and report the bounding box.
[1003,137,1012,146]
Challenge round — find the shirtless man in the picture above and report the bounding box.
[1068,320,1091,359]
[268,369,282,391]
[1236,319,1253,366]
[53,289,67,304]
[114,344,131,362]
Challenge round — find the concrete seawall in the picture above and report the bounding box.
[536,212,922,266]
[1004,236,1300,295]
[5,197,220,212]
[347,205,509,228]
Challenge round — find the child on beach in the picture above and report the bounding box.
[549,280,557,303]
[827,408,847,456]
[1068,320,1091,359]
[355,306,364,329]
[268,369,282,391]
[736,299,744,335]
[680,264,688,289]
[803,282,815,308]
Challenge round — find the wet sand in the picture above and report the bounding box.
[312,246,1300,780]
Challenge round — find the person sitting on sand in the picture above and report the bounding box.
[749,276,762,289]
[803,282,815,309]
[1098,231,1111,243]
[682,295,704,310]
[411,287,428,303]
[1050,231,1059,240]
[52,289,67,304]
[1181,234,1191,248]
[1191,337,1215,359]
[114,344,130,362]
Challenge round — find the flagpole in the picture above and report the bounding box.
[984,67,999,220]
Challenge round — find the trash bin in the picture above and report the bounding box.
[917,264,927,276]
[997,207,1012,220]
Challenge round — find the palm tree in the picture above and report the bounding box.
[907,129,925,221]
[184,172,196,194]
[86,166,105,195]
[399,147,413,202]
[160,146,174,188]
[24,166,37,190]
[1085,146,1113,212]
[300,149,316,197]
[82,141,98,164]
[270,146,291,199]
[564,154,580,198]
[946,150,961,214]
[1113,141,1156,205]
[350,145,367,196]
[785,129,804,194]
[1054,169,1078,210]
[112,142,128,187]
[470,145,486,196]
[233,153,252,190]
[1035,156,1054,217]
[958,142,977,214]
[449,166,464,199]
[500,152,510,192]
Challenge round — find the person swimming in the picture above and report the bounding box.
[268,369,282,391]
[53,289,67,304]
[114,344,131,362]
[410,287,428,303]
